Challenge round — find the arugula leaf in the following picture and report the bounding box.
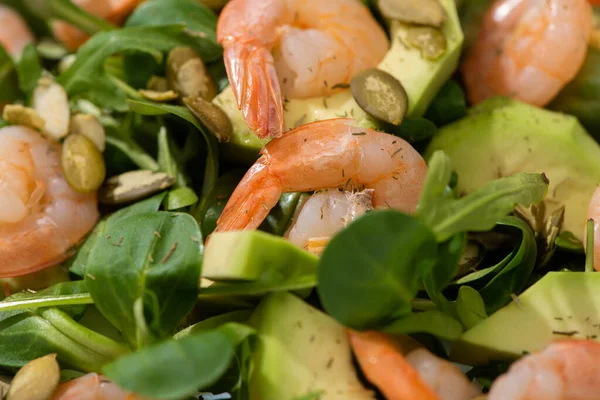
[125,0,222,62]
[174,311,253,339]
[424,80,467,126]
[455,286,487,329]
[318,210,438,329]
[392,117,437,143]
[15,44,42,96]
[24,0,116,34]
[0,45,21,103]
[57,25,188,111]
[381,310,463,340]
[104,323,255,400]
[85,212,202,348]
[416,150,454,226]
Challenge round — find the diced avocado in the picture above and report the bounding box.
[202,230,318,281]
[450,272,600,365]
[213,0,463,161]
[425,98,600,241]
[248,292,373,400]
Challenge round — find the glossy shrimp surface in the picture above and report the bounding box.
[462,0,593,107]
[0,4,35,58]
[0,126,98,278]
[51,373,145,400]
[217,0,389,138]
[488,340,600,400]
[214,119,427,233]
[348,330,480,400]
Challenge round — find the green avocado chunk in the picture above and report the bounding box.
[248,292,374,400]
[425,97,600,241]
[202,231,317,281]
[450,272,600,365]
[214,0,463,162]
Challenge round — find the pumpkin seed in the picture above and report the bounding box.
[406,26,447,61]
[62,134,106,193]
[184,96,233,142]
[7,354,60,400]
[139,89,179,102]
[2,104,45,130]
[98,170,176,204]
[70,114,106,152]
[378,0,447,27]
[351,68,408,125]
[147,76,170,92]
[167,47,217,100]
[33,78,70,140]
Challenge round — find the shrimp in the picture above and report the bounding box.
[462,0,593,107]
[52,0,140,51]
[0,5,35,58]
[217,0,389,138]
[0,126,98,278]
[285,188,373,253]
[585,185,600,270]
[488,340,600,400]
[348,330,480,400]
[51,373,146,400]
[214,119,427,234]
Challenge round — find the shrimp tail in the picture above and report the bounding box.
[223,42,284,138]
[215,157,282,232]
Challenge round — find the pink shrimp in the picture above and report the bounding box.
[0,126,98,277]
[217,0,389,138]
[488,340,600,400]
[213,118,427,233]
[51,373,146,400]
[462,0,593,107]
[0,4,35,58]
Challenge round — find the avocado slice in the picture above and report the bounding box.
[248,292,374,400]
[426,97,600,241]
[214,0,463,161]
[202,230,317,281]
[450,272,600,365]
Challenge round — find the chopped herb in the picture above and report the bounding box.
[112,236,124,247]
[391,148,403,158]
[332,83,350,90]
[352,132,367,136]
[161,242,178,263]
[552,330,579,336]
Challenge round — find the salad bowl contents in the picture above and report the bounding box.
[1,0,600,399]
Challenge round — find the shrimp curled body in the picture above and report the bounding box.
[217,0,389,138]
[488,340,600,400]
[0,126,98,277]
[51,373,146,400]
[214,118,427,233]
[0,5,35,58]
[462,0,593,107]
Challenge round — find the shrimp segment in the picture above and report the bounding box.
[0,5,35,58]
[214,119,427,233]
[488,340,600,400]
[217,0,389,138]
[0,126,98,278]
[462,0,593,106]
[51,373,146,400]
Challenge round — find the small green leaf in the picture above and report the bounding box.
[416,150,454,226]
[165,187,199,210]
[381,310,463,340]
[105,135,159,171]
[16,44,42,96]
[0,45,21,103]
[392,117,437,143]
[424,80,467,126]
[455,286,487,329]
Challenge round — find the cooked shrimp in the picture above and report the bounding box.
[348,330,480,400]
[51,373,146,400]
[462,0,593,107]
[488,340,600,400]
[53,0,140,51]
[0,126,98,278]
[217,0,389,138]
[0,4,35,58]
[285,188,373,253]
[214,119,427,233]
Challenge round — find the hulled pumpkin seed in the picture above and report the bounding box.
[33,78,70,140]
[351,68,408,126]
[184,96,233,142]
[2,105,45,130]
[406,26,447,61]
[62,134,106,193]
[139,89,179,102]
[70,113,106,152]
[167,47,217,100]
[7,354,60,400]
[98,170,176,204]
[378,0,447,28]
[147,76,170,92]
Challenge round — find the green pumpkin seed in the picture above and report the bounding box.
[98,170,176,204]
[351,68,408,126]
[139,89,179,102]
[62,134,106,193]
[167,47,217,100]
[378,0,447,27]
[70,114,106,152]
[184,96,233,143]
[406,26,447,61]
[7,354,60,400]
[2,105,45,131]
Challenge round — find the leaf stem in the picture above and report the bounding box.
[108,75,143,100]
[411,298,438,311]
[0,293,94,312]
[586,218,595,273]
